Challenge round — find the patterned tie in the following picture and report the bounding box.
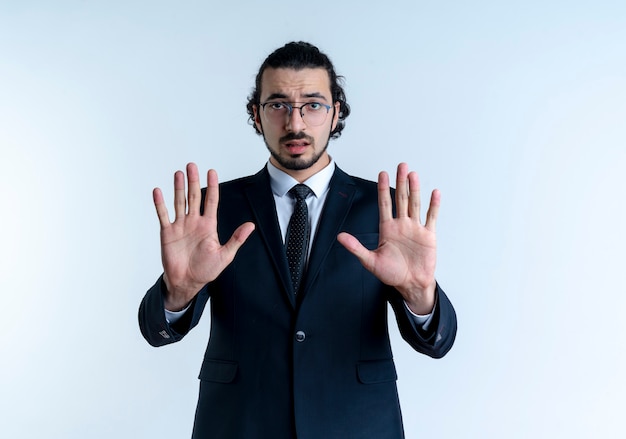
[286,184,312,294]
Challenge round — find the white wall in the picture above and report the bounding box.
[1,1,624,437]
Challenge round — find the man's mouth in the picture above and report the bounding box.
[283,139,310,155]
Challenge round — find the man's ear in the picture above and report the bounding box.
[253,105,263,133]
[331,101,340,132]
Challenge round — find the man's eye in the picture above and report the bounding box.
[269,103,286,110]
[307,102,322,111]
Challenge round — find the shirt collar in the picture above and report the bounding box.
[267,158,336,198]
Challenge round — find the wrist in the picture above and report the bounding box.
[162,273,198,311]
[400,279,437,315]
[164,296,192,312]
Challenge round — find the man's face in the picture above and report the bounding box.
[253,67,340,180]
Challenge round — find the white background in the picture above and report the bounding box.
[1,1,625,437]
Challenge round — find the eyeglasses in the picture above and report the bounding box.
[259,101,332,126]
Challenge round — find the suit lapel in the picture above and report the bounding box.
[244,168,295,308]
[300,167,357,300]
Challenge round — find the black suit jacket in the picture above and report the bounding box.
[139,166,457,439]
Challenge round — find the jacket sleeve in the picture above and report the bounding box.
[138,275,210,347]
[389,282,457,359]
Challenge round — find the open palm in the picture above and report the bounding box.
[337,163,439,315]
[153,163,255,311]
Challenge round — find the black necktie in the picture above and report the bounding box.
[286,184,312,294]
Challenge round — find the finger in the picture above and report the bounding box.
[153,187,171,228]
[378,171,393,222]
[395,163,410,218]
[203,169,219,221]
[407,171,422,223]
[337,232,376,272]
[424,189,441,232]
[186,163,202,215]
[173,170,186,220]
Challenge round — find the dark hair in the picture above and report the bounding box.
[246,41,350,139]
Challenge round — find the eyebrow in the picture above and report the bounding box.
[264,92,329,102]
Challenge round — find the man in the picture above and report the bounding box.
[139,41,457,439]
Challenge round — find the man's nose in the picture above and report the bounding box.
[286,107,306,131]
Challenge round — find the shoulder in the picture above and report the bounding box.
[198,168,269,197]
[332,166,380,201]
[332,166,376,188]
[219,168,269,191]
[199,168,269,214]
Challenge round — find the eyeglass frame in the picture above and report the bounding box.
[258,101,333,126]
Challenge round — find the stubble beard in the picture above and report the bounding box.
[263,132,330,171]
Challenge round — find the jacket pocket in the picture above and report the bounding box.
[198,359,238,383]
[356,359,398,384]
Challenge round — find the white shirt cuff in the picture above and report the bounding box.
[164,304,191,324]
[404,300,435,332]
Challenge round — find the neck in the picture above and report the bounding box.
[270,153,331,183]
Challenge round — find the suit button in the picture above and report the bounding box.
[295,331,306,342]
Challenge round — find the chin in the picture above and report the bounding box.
[269,149,320,171]
[280,155,316,171]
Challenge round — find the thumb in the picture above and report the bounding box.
[337,232,375,271]
[222,222,256,257]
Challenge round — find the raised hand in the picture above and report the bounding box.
[337,163,439,315]
[153,163,255,311]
